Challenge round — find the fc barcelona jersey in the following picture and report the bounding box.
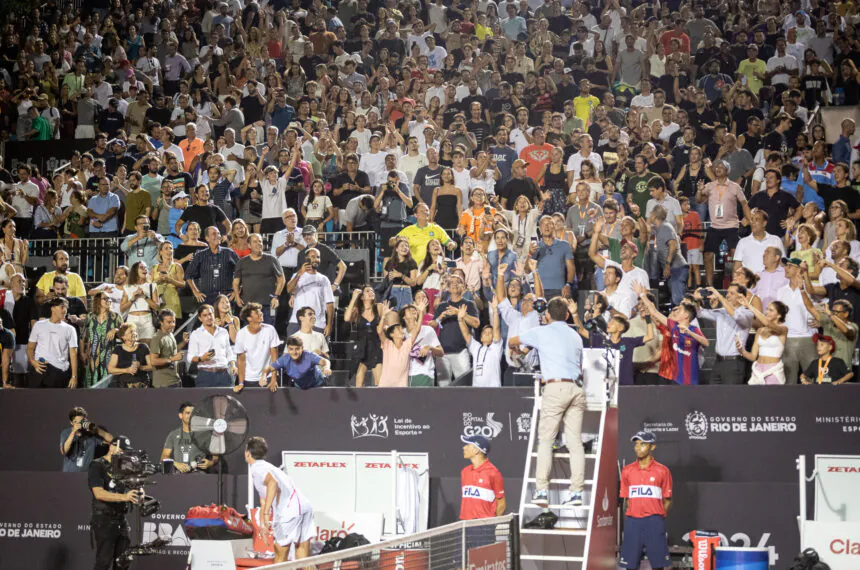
[669,319,702,385]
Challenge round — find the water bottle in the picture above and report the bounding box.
[853,348,859,367]
[131,354,138,374]
[718,239,728,268]
[834,88,845,106]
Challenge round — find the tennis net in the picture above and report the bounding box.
[268,514,519,569]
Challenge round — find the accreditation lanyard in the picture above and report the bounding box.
[475,344,491,377]
[817,356,832,384]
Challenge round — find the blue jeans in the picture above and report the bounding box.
[387,285,413,311]
[694,201,708,224]
[669,266,689,305]
[594,266,604,290]
[196,370,233,388]
[293,366,327,389]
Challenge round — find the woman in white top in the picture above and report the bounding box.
[501,194,542,260]
[301,180,335,232]
[120,262,161,342]
[737,299,788,385]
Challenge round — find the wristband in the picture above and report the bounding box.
[644,316,652,324]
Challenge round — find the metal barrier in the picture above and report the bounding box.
[27,230,382,284]
[90,310,199,389]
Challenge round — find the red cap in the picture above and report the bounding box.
[813,333,836,353]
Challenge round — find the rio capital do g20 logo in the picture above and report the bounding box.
[463,412,504,439]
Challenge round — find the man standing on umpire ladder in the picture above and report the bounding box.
[619,431,673,570]
[89,435,141,570]
[509,297,585,508]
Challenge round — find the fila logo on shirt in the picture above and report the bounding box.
[629,485,663,499]
[462,486,496,502]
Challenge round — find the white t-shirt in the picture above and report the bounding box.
[28,319,78,371]
[605,259,650,297]
[289,272,335,328]
[261,178,289,220]
[235,324,282,383]
[733,233,785,273]
[468,338,503,387]
[11,181,39,218]
[565,152,604,180]
[407,325,441,377]
[219,143,246,183]
[400,153,428,188]
[359,151,388,188]
[302,195,333,220]
[291,330,329,355]
[249,459,311,523]
[452,167,472,204]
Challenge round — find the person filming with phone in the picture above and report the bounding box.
[120,215,164,268]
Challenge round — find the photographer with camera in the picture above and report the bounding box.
[374,170,414,257]
[89,435,141,570]
[160,402,219,473]
[120,215,164,268]
[61,407,113,472]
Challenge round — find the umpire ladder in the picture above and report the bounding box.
[517,354,620,569]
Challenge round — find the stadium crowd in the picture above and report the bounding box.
[0,0,860,389]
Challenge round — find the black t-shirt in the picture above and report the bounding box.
[240,94,266,124]
[501,177,539,207]
[803,356,850,384]
[385,257,418,286]
[331,170,371,209]
[145,105,171,126]
[801,74,829,110]
[298,241,341,283]
[179,204,228,232]
[434,298,479,353]
[817,183,860,212]
[0,326,14,355]
[12,295,37,345]
[88,457,129,518]
[763,130,788,156]
[163,171,194,196]
[39,297,87,320]
[111,343,152,385]
[466,121,492,148]
[747,190,799,236]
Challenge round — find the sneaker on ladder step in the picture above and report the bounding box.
[562,492,583,507]
[531,490,549,507]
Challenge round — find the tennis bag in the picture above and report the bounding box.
[184,504,254,540]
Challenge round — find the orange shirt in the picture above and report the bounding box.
[179,137,205,172]
[459,206,497,242]
[519,143,553,181]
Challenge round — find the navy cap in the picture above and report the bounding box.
[631,431,657,444]
[461,434,490,454]
[112,435,133,450]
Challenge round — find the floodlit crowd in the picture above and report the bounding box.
[1,0,860,388]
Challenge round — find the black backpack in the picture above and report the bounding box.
[319,532,370,554]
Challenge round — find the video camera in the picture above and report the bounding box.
[114,537,171,570]
[110,449,161,516]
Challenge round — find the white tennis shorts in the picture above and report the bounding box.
[273,509,315,546]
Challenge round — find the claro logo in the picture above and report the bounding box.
[827,466,860,473]
[831,539,860,555]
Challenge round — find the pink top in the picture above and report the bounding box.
[705,180,745,230]
[379,338,412,387]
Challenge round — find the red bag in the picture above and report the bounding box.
[690,530,720,570]
[185,504,254,540]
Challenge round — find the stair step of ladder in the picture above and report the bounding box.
[524,503,592,510]
[520,554,585,562]
[525,478,594,484]
[520,529,588,536]
[530,452,597,459]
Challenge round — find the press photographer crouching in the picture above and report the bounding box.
[61,407,113,472]
[88,436,142,570]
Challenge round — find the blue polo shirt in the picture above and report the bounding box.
[519,321,583,380]
[272,351,322,389]
[533,239,573,290]
[88,191,121,233]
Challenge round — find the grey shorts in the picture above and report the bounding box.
[686,248,703,265]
